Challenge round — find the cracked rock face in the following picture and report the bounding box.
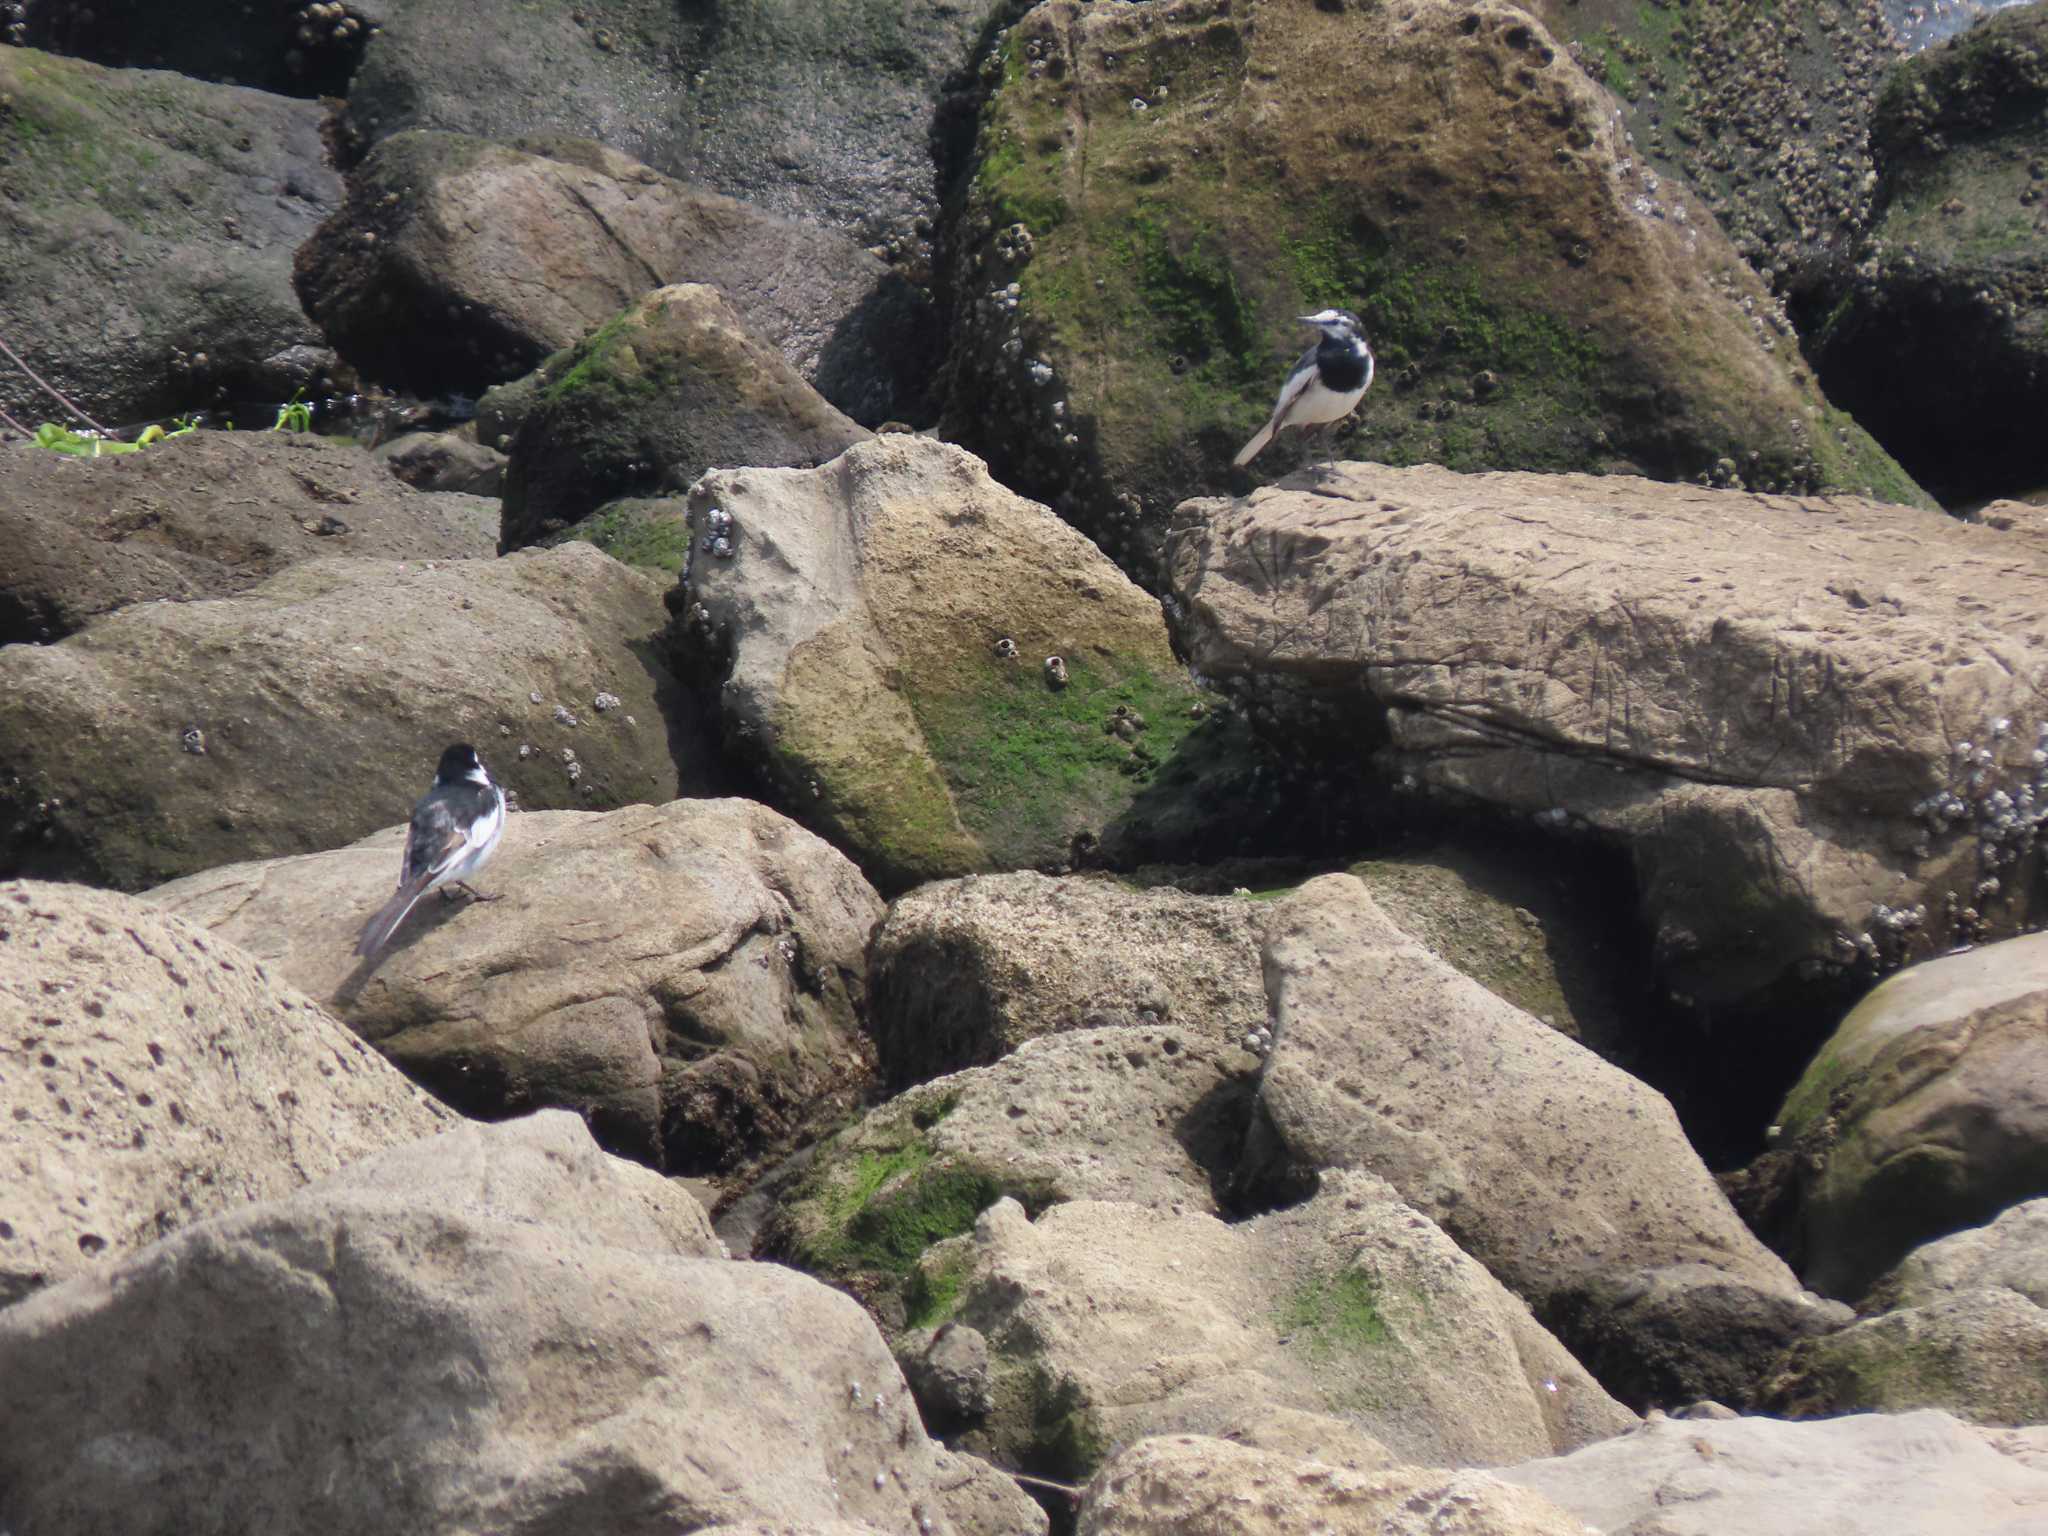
[1170,462,2048,1005]
[150,799,886,1173]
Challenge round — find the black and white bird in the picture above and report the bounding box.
[1233,308,1375,471]
[354,743,507,959]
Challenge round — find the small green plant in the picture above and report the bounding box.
[271,392,313,433]
[32,416,195,456]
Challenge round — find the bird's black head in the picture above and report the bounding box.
[434,743,488,785]
[1300,308,1366,341]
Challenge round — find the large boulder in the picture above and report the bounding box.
[1771,935,2048,1300]
[867,872,1268,1082]
[0,544,703,890]
[151,799,884,1173]
[294,131,937,423]
[765,1024,1257,1322]
[914,1175,1635,1482]
[1078,1436,1590,1536]
[1171,463,2048,1007]
[1804,2,2048,505]
[499,284,870,543]
[0,431,495,644]
[0,1125,1046,1536]
[1498,1408,2048,1536]
[0,879,450,1307]
[1255,876,1843,1407]
[669,435,1203,891]
[0,47,341,434]
[943,0,1922,582]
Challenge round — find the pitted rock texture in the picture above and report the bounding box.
[1171,463,2048,1005]
[1771,935,2048,1300]
[0,47,342,435]
[0,880,449,1307]
[0,544,703,891]
[0,432,496,644]
[944,0,1921,583]
[151,800,884,1173]
[668,436,1201,891]
[1255,876,1839,1407]
[295,131,937,423]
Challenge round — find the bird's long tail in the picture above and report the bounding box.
[1233,421,1276,469]
[354,873,432,959]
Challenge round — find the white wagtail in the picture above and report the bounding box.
[354,742,507,958]
[1233,308,1375,473]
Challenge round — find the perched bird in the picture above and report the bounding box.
[354,743,507,959]
[1233,308,1375,472]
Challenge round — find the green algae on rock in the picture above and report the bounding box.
[942,0,1925,581]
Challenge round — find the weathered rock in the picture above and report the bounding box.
[1498,1408,2048,1535]
[500,284,870,543]
[371,430,508,497]
[0,431,496,643]
[541,496,695,578]
[1255,875,1842,1406]
[0,879,450,1307]
[921,1176,1635,1482]
[0,48,342,435]
[335,0,1015,248]
[1805,2,2048,505]
[1172,464,2048,1007]
[767,1025,1253,1327]
[295,131,938,422]
[669,436,1202,890]
[0,544,702,890]
[945,0,1922,582]
[868,872,1267,1081]
[1773,935,2048,1300]
[151,799,883,1173]
[0,1143,1046,1536]
[1879,1195,2048,1310]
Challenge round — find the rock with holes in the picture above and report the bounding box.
[913,1174,1634,1487]
[1253,875,1846,1407]
[1171,464,2048,1007]
[763,1025,1258,1329]
[150,799,884,1174]
[0,879,450,1308]
[867,872,1268,1082]
[1769,935,2048,1301]
[0,1125,1045,1536]
[1077,1436,1592,1536]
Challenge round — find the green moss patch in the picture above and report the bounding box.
[1276,1268,1391,1362]
[543,498,695,576]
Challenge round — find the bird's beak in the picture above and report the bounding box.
[1297,315,1320,324]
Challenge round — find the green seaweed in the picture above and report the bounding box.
[1277,1268,1390,1361]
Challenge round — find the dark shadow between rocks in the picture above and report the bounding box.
[812,272,945,428]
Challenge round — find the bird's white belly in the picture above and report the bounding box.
[442,794,505,885]
[1292,379,1367,426]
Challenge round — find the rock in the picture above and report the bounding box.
[499,284,870,543]
[0,431,497,643]
[0,879,450,1307]
[1772,934,2048,1300]
[1077,1436,1592,1536]
[1498,1407,2048,1535]
[669,436,1202,890]
[900,1321,996,1424]
[1255,875,1840,1406]
[766,1025,1254,1323]
[0,48,342,436]
[540,496,696,578]
[867,872,1268,1081]
[335,0,1016,247]
[0,544,701,890]
[371,430,508,497]
[1171,463,2048,1007]
[944,0,1922,584]
[295,131,938,423]
[0,1140,1047,1536]
[15,0,372,95]
[151,799,883,1173]
[1805,2,2048,505]
[1879,1195,2048,1309]
[922,1176,1635,1482]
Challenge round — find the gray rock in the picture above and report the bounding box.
[0,431,496,643]
[0,880,450,1308]
[898,1321,995,1423]
[1254,875,1837,1406]
[1171,464,2048,1006]
[1498,1408,2048,1536]
[372,431,508,498]
[0,544,704,890]
[1881,1196,2048,1310]
[151,799,884,1173]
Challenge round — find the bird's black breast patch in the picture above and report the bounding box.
[1318,340,1371,392]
